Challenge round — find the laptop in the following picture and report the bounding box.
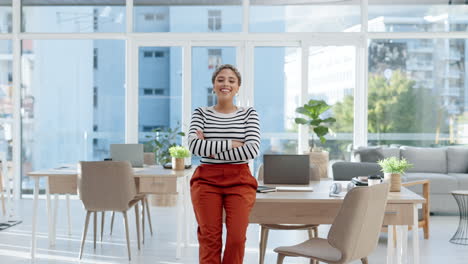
[110,144,144,168]
[263,154,310,185]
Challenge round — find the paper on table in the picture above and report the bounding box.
[276,186,313,192]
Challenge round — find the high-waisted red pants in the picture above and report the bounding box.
[190,163,258,264]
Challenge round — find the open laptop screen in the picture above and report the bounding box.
[263,154,309,185]
[110,144,144,168]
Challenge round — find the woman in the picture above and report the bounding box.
[188,64,260,264]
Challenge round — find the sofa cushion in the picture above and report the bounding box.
[381,147,400,159]
[447,147,468,173]
[404,173,457,194]
[448,173,468,190]
[401,146,447,173]
[354,147,384,163]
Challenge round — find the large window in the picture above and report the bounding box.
[0,0,11,33]
[254,47,301,171]
[21,40,125,193]
[22,0,126,33]
[367,39,466,147]
[309,46,355,160]
[369,2,468,32]
[134,1,242,32]
[250,1,360,32]
[0,40,12,179]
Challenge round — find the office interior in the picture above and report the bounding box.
[0,0,467,263]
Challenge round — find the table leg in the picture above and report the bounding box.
[45,178,54,246]
[396,226,403,264]
[176,177,183,259]
[413,204,420,264]
[66,194,72,236]
[402,225,408,264]
[387,225,394,264]
[30,177,39,259]
[53,194,59,243]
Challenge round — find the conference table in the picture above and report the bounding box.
[28,166,424,264]
[27,165,194,259]
[251,180,425,264]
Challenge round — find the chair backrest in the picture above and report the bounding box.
[79,161,136,212]
[144,152,156,165]
[327,183,390,263]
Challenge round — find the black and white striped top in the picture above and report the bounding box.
[188,106,261,164]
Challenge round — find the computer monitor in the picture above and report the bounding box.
[263,154,310,185]
[110,144,144,168]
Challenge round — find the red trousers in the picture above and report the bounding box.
[190,164,258,264]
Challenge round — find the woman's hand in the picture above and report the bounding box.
[196,130,205,140]
[232,140,244,148]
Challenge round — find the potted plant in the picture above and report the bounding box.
[378,157,413,192]
[144,124,185,165]
[169,146,191,170]
[294,99,336,179]
[294,99,336,151]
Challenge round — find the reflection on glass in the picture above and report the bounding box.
[21,40,125,193]
[254,47,301,173]
[369,4,468,32]
[190,46,236,166]
[250,4,360,32]
[138,46,183,163]
[309,46,355,161]
[134,3,241,33]
[22,3,125,33]
[0,40,12,180]
[367,39,465,148]
[0,1,12,33]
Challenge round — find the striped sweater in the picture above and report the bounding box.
[188,106,261,164]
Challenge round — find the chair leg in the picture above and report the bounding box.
[134,203,141,250]
[145,196,153,236]
[141,199,145,245]
[313,226,318,237]
[361,257,368,264]
[123,211,131,261]
[93,211,97,249]
[100,212,105,242]
[276,253,286,264]
[79,211,91,259]
[110,211,115,236]
[424,221,429,239]
[307,228,314,239]
[259,225,269,264]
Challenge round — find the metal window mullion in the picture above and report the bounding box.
[242,0,249,33]
[244,41,254,107]
[354,38,368,148]
[182,42,192,148]
[126,38,138,143]
[17,33,126,39]
[12,0,21,199]
[126,0,133,33]
[299,40,309,154]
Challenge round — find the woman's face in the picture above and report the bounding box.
[213,69,240,102]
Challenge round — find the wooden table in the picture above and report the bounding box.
[250,181,425,264]
[27,165,194,259]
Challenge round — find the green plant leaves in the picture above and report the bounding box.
[294,99,336,146]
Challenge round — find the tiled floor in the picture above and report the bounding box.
[0,198,467,264]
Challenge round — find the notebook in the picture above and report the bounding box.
[110,144,144,168]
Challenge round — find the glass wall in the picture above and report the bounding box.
[0,0,11,33]
[250,1,360,32]
[138,46,183,165]
[22,0,126,33]
[134,0,242,32]
[21,39,125,193]
[309,46,355,160]
[254,47,301,171]
[369,2,468,32]
[367,39,466,147]
[0,40,12,180]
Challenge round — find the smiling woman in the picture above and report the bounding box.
[188,64,261,264]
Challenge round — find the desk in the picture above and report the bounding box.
[27,166,194,259]
[250,181,425,264]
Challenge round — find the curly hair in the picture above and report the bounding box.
[211,64,242,86]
